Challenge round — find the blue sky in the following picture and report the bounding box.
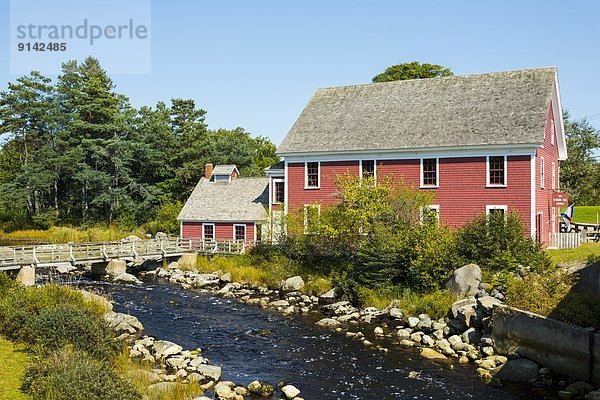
[1,0,599,147]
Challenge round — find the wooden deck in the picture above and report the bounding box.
[0,238,253,271]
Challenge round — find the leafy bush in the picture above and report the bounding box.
[455,211,549,271]
[0,281,106,341]
[143,200,182,235]
[23,306,121,361]
[505,270,573,317]
[22,347,142,400]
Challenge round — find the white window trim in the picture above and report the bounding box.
[540,157,545,189]
[304,161,320,189]
[272,178,284,204]
[233,223,246,242]
[486,205,508,216]
[551,162,556,190]
[550,119,556,146]
[486,155,507,188]
[202,223,215,242]
[303,204,321,233]
[420,204,440,222]
[359,159,377,180]
[419,158,439,188]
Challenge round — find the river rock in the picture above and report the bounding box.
[155,232,168,240]
[220,272,232,283]
[56,263,77,274]
[190,274,220,288]
[14,265,35,287]
[451,298,477,318]
[282,276,305,292]
[104,311,143,334]
[495,358,539,382]
[167,261,180,269]
[322,301,357,316]
[215,382,236,399]
[461,327,482,344]
[316,318,341,328]
[282,384,301,399]
[388,307,403,319]
[79,290,113,312]
[270,300,290,308]
[248,380,274,397]
[153,340,183,359]
[197,364,222,381]
[445,264,482,297]
[113,272,142,284]
[407,317,420,328]
[397,328,412,340]
[318,289,337,305]
[420,348,448,363]
[477,296,502,314]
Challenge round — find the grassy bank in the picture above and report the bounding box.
[546,242,600,264]
[0,226,146,244]
[568,205,600,224]
[0,337,31,400]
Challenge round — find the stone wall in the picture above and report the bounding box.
[493,305,596,383]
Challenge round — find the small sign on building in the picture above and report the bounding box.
[552,191,569,207]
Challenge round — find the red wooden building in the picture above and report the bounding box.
[177,164,268,244]
[276,67,567,246]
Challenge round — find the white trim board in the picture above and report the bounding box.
[419,157,439,188]
[304,161,321,189]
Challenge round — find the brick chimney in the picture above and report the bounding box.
[204,163,213,179]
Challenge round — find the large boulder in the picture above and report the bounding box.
[282,276,305,292]
[113,272,142,285]
[16,265,35,286]
[106,259,127,277]
[445,264,482,297]
[495,358,539,382]
[79,290,113,312]
[103,311,143,334]
[318,289,337,305]
[281,385,301,399]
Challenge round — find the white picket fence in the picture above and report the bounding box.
[549,232,584,249]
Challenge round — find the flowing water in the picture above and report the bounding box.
[78,279,555,400]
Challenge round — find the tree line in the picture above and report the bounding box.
[0,57,278,231]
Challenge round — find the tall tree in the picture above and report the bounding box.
[560,111,600,205]
[372,61,453,83]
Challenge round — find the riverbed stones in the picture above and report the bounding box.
[113,272,142,284]
[451,298,477,318]
[445,264,482,297]
[248,380,274,397]
[197,364,222,381]
[388,307,403,319]
[495,358,539,382]
[106,259,127,276]
[397,328,412,340]
[316,318,341,328]
[153,340,183,359]
[318,288,337,305]
[282,276,305,292]
[220,272,232,283]
[281,384,301,399]
[322,301,357,316]
[407,316,420,328]
[420,348,448,363]
[104,311,144,334]
[270,299,290,308]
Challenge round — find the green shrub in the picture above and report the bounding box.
[143,200,182,235]
[0,281,106,342]
[455,211,549,271]
[505,270,572,317]
[22,347,142,400]
[23,305,121,361]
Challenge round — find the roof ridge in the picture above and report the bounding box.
[315,66,557,91]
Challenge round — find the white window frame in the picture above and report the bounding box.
[420,158,439,188]
[550,119,555,146]
[202,223,215,242]
[359,159,377,180]
[486,205,508,217]
[540,157,545,189]
[233,224,246,242]
[420,204,440,223]
[551,207,556,234]
[272,178,284,204]
[303,204,321,234]
[551,162,556,190]
[304,161,320,189]
[486,155,507,188]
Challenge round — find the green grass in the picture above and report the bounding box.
[562,205,600,224]
[546,242,600,264]
[358,286,456,319]
[0,337,31,400]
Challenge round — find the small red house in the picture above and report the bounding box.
[178,164,268,244]
[276,67,567,246]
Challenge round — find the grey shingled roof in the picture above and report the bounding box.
[278,67,557,154]
[178,177,269,222]
[212,165,238,176]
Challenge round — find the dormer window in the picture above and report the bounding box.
[207,164,239,184]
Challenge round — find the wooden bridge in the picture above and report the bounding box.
[0,238,253,271]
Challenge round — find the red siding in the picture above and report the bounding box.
[287,156,532,233]
[182,221,255,242]
[288,161,359,211]
[535,103,561,246]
